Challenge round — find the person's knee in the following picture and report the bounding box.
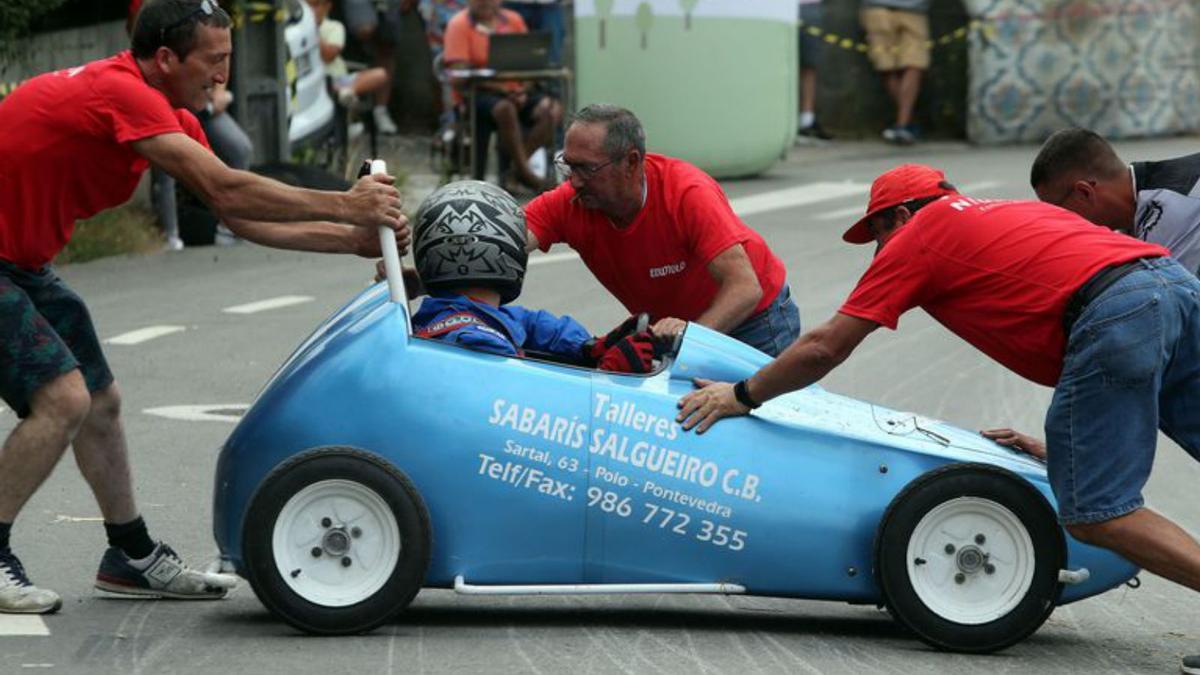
[30,370,91,432]
[1065,518,1125,548]
[491,100,517,122]
[87,383,122,425]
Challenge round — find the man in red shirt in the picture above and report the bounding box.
[678,165,1200,667]
[525,104,799,356]
[0,0,408,614]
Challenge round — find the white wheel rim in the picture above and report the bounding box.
[905,496,1035,625]
[272,479,401,607]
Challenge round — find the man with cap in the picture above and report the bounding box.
[676,165,1200,671]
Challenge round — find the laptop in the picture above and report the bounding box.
[487,32,553,72]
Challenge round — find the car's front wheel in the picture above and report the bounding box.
[875,463,1064,653]
[243,448,430,635]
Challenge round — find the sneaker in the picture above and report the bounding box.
[348,121,365,140]
[336,86,359,108]
[373,107,399,135]
[892,126,917,145]
[882,126,899,142]
[0,550,62,614]
[528,147,548,180]
[797,122,832,141]
[1183,654,1200,675]
[164,236,184,252]
[214,224,238,247]
[95,542,228,600]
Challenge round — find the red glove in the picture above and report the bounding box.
[598,332,658,374]
[586,315,643,362]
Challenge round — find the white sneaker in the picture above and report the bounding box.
[165,236,185,252]
[528,147,548,179]
[337,87,359,108]
[0,550,62,614]
[373,107,399,135]
[348,122,365,140]
[215,224,238,246]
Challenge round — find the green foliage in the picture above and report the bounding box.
[57,205,164,265]
[0,0,70,62]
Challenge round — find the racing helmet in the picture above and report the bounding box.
[413,180,528,304]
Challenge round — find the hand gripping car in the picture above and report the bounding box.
[211,163,1138,652]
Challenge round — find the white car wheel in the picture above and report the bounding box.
[272,479,401,607]
[905,497,1035,624]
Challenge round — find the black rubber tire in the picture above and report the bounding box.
[874,463,1064,653]
[242,448,431,636]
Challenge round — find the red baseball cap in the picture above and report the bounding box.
[842,164,958,244]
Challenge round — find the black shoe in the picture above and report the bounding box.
[797,122,832,141]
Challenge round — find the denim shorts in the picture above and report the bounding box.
[1045,257,1200,525]
[0,260,112,418]
[727,284,802,357]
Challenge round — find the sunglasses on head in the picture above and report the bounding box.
[160,0,217,43]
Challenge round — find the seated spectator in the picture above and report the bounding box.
[443,0,562,192]
[308,0,399,134]
[340,0,412,134]
[412,180,662,373]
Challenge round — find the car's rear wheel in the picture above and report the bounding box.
[243,448,430,635]
[875,464,1063,653]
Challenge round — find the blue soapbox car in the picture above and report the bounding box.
[212,269,1138,653]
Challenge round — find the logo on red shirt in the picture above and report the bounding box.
[648,260,687,279]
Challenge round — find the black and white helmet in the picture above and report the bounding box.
[413,181,528,304]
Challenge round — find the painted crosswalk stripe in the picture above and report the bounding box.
[223,295,313,315]
[143,404,249,423]
[728,181,870,218]
[0,616,50,636]
[104,325,186,346]
[528,251,581,267]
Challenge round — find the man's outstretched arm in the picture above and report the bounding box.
[132,132,403,230]
[676,313,878,433]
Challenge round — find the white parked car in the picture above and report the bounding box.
[283,0,335,149]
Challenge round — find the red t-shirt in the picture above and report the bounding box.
[0,51,210,269]
[840,195,1169,386]
[525,153,788,321]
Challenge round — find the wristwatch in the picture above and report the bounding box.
[733,379,761,409]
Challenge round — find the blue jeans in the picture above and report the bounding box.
[1046,258,1200,524]
[727,284,801,357]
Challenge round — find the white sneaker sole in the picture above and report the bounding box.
[94,580,226,600]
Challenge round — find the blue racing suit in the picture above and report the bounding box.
[412,294,591,359]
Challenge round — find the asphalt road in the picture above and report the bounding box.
[0,137,1196,674]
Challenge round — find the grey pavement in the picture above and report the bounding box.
[0,137,1197,673]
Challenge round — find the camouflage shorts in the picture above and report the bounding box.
[0,260,113,419]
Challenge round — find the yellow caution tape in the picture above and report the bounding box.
[798,18,995,55]
[230,2,288,29]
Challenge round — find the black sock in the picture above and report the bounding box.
[104,517,155,560]
[0,522,10,552]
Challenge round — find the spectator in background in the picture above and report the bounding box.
[419,0,468,63]
[796,0,830,141]
[129,0,254,248]
[859,0,930,145]
[503,0,565,66]
[342,0,415,135]
[444,0,562,192]
[309,0,398,135]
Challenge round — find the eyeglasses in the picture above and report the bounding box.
[554,150,618,180]
[160,0,216,43]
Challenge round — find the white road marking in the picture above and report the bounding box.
[728,181,869,218]
[0,616,50,637]
[528,251,581,267]
[53,515,105,523]
[814,205,867,222]
[143,404,248,423]
[222,295,313,315]
[104,325,186,346]
[21,664,54,668]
